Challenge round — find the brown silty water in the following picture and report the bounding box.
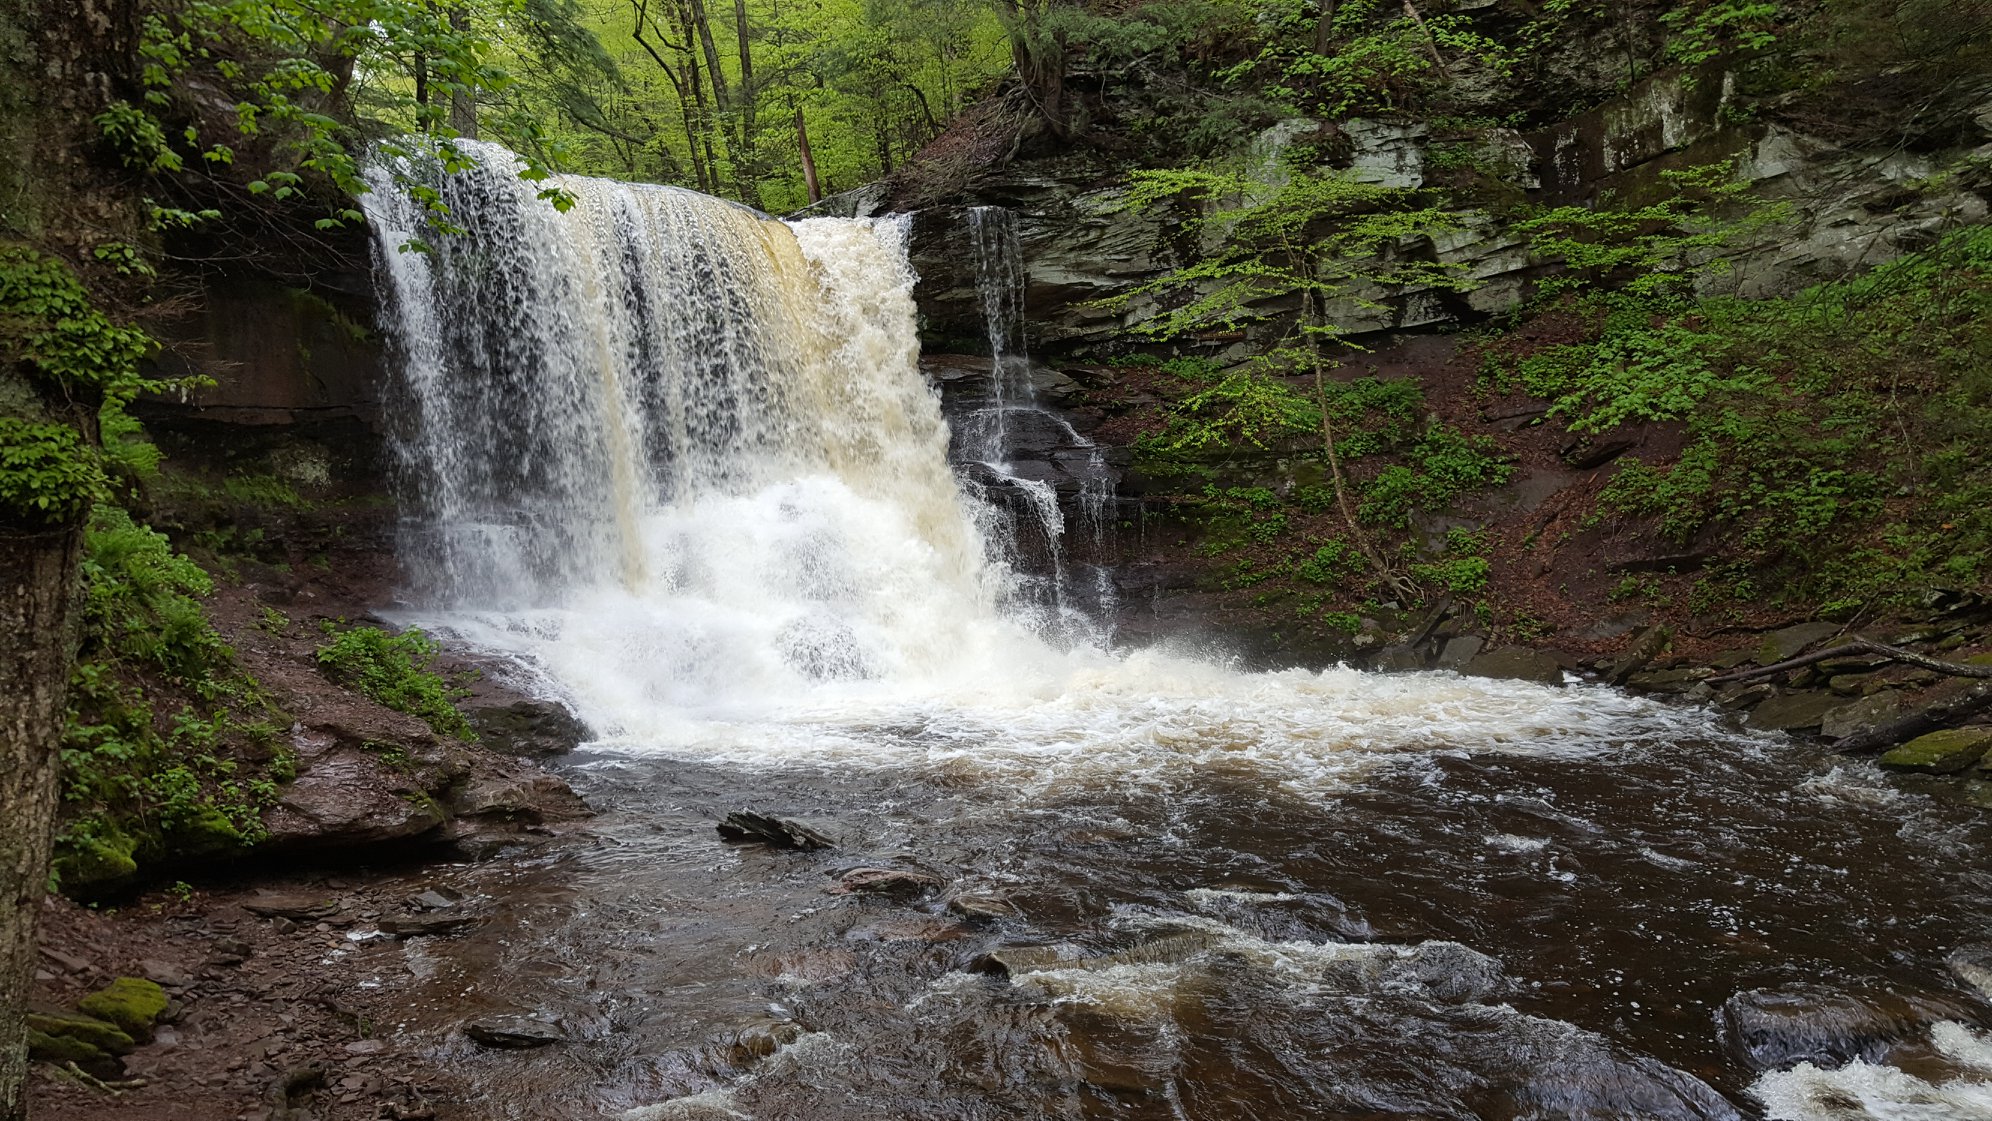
[357,146,1992,1120]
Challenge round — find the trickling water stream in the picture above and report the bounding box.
[362,147,1992,1121]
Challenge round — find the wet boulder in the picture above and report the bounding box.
[716,810,835,850]
[1718,983,1978,1071]
[464,698,590,757]
[1462,649,1568,686]
[464,1014,565,1049]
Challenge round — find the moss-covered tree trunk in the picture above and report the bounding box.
[0,0,141,1115]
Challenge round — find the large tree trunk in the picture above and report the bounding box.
[0,529,83,1121]
[0,0,142,1115]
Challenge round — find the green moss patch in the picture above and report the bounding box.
[1880,728,1992,774]
[76,977,168,1041]
[26,1012,136,1055]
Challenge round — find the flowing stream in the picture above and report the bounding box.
[361,147,1992,1120]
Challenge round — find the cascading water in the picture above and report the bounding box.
[957,205,1119,644]
[360,147,1992,1121]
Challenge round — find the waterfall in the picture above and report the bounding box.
[364,142,1020,717]
[959,205,1118,644]
[362,144,1714,776]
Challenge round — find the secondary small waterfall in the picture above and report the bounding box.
[956,205,1118,644]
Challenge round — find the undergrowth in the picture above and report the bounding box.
[1488,225,1992,616]
[316,624,475,741]
[57,507,293,895]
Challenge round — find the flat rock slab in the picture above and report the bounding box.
[379,912,484,937]
[1881,727,1992,773]
[243,893,341,921]
[1746,691,1845,732]
[464,1015,564,1049]
[1758,622,1843,664]
[1820,693,1903,740]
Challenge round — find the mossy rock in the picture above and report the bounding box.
[27,1028,104,1066]
[26,1011,136,1055]
[52,831,138,895]
[76,977,168,1041]
[1880,728,1992,774]
[166,805,245,856]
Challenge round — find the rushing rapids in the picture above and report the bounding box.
[360,146,1992,1120]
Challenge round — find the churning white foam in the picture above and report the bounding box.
[365,143,1741,802]
[1751,1022,1992,1120]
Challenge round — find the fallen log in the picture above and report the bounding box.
[1708,637,1992,686]
[1830,681,1992,754]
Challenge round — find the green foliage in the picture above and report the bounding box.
[1294,539,1363,586]
[1103,165,1470,346]
[57,506,291,894]
[1661,1,1784,65]
[0,419,102,524]
[1514,162,1789,304]
[316,624,474,740]
[1410,528,1490,595]
[1576,226,1992,609]
[79,508,230,691]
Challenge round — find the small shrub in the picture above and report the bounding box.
[316,625,474,740]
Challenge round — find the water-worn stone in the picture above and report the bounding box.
[1948,944,1992,1001]
[1373,644,1426,672]
[947,889,1019,920]
[464,699,590,757]
[716,811,835,850]
[261,749,448,850]
[1757,622,1843,664]
[1461,648,1565,685]
[1880,727,1992,773]
[1716,683,1776,711]
[1626,667,1707,694]
[77,977,168,1042]
[1819,693,1904,741]
[1606,626,1671,685]
[1745,691,1845,732]
[1719,984,1974,1070]
[1437,635,1485,670]
[464,1015,564,1049]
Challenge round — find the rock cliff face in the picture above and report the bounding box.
[891,64,1990,358]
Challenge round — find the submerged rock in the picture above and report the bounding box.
[1948,944,1992,1001]
[1718,983,1976,1071]
[379,912,484,937]
[827,867,943,899]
